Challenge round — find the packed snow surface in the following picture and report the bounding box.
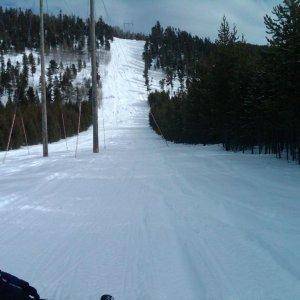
[0,38,300,300]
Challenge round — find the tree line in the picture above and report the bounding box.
[0,6,113,151]
[0,51,93,151]
[0,6,113,52]
[145,0,300,163]
[143,22,215,90]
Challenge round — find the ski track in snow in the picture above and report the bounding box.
[0,38,300,300]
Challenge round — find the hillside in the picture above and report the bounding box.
[0,38,299,300]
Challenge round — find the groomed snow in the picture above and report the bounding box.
[0,38,300,300]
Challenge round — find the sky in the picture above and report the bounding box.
[2,0,281,44]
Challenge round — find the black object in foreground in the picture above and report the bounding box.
[101,295,114,300]
[1,270,115,300]
[0,270,40,299]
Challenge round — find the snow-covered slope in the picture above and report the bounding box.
[0,38,300,300]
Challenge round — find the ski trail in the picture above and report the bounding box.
[0,38,300,300]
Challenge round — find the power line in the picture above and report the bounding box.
[100,0,110,23]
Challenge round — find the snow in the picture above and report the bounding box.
[0,48,108,105]
[1,38,300,300]
[147,64,182,96]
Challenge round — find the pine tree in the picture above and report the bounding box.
[48,60,58,75]
[28,53,36,76]
[264,0,300,162]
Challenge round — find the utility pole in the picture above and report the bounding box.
[90,0,99,153]
[40,0,48,157]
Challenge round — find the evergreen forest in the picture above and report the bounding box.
[144,0,300,163]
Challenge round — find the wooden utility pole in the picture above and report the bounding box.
[40,0,48,157]
[90,0,99,153]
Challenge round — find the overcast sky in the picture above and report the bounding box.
[2,0,281,44]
